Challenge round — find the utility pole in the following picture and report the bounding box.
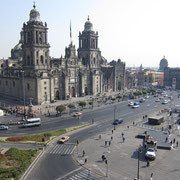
[114,105,116,121]
[137,145,142,180]
[20,70,26,116]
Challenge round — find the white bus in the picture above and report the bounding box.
[23,118,41,127]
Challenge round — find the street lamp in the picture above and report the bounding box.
[114,105,116,121]
[137,145,142,180]
[20,70,26,116]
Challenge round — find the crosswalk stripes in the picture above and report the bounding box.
[45,144,76,155]
[58,169,102,180]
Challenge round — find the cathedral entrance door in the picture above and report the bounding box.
[56,91,60,100]
[85,87,88,96]
[71,87,75,97]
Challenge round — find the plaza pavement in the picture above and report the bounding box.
[74,117,180,180]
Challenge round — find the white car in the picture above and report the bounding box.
[128,102,134,106]
[162,100,168,104]
[145,147,156,160]
[0,125,8,130]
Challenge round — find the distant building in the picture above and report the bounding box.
[159,56,168,71]
[164,67,180,90]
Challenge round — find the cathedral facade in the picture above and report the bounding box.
[0,5,125,105]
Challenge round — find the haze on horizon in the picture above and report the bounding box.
[1,0,180,68]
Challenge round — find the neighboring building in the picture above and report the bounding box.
[159,56,168,71]
[164,67,180,90]
[0,5,126,104]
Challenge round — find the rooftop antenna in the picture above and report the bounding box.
[70,20,72,44]
[33,1,36,9]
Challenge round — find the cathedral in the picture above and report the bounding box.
[0,5,125,105]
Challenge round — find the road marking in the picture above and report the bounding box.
[119,112,133,117]
[56,167,82,180]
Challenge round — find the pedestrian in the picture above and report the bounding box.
[99,134,101,140]
[173,138,176,144]
[127,125,129,129]
[84,158,87,164]
[82,150,85,157]
[109,141,111,146]
[105,141,107,146]
[111,136,113,141]
[147,159,150,167]
[165,137,168,142]
[123,137,125,142]
[112,130,113,134]
[121,132,124,137]
[133,121,135,125]
[176,141,179,147]
[170,140,173,145]
[150,172,153,180]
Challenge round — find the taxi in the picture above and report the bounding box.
[59,136,70,143]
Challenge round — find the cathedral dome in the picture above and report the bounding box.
[84,16,93,32]
[159,56,168,71]
[13,41,22,51]
[29,4,41,23]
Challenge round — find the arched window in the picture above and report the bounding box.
[40,55,44,64]
[27,56,30,65]
[94,58,96,65]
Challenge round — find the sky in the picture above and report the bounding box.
[1,0,180,67]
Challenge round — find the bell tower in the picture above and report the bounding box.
[22,4,50,71]
[78,16,101,69]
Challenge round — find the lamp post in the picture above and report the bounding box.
[20,70,26,116]
[137,145,142,180]
[114,105,116,121]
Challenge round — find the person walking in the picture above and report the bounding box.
[82,150,85,157]
[173,138,176,144]
[111,136,113,141]
[165,137,168,142]
[122,132,124,138]
[176,141,179,147]
[150,172,153,180]
[112,130,114,134]
[123,137,125,142]
[105,141,107,146]
[109,141,111,146]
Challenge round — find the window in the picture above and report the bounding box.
[40,55,44,64]
[44,81,47,84]
[44,87,47,90]
[44,92,47,95]
[13,81,15,87]
[27,83,30,90]
[37,59,39,65]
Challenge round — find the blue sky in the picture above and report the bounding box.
[1,0,180,67]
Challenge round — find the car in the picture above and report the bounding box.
[132,102,140,108]
[140,98,145,103]
[145,147,156,160]
[73,112,82,117]
[162,100,168,104]
[0,125,8,130]
[113,118,123,125]
[128,102,134,106]
[155,99,160,102]
[59,136,70,143]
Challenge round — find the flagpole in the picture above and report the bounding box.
[70,20,72,44]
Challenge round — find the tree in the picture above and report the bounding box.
[79,101,86,110]
[68,104,75,114]
[56,105,66,116]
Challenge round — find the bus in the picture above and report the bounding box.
[23,118,41,127]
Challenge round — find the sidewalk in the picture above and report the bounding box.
[73,118,180,180]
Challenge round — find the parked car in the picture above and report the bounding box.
[73,112,82,117]
[0,125,8,130]
[155,99,160,102]
[59,136,70,143]
[113,118,123,125]
[145,147,156,160]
